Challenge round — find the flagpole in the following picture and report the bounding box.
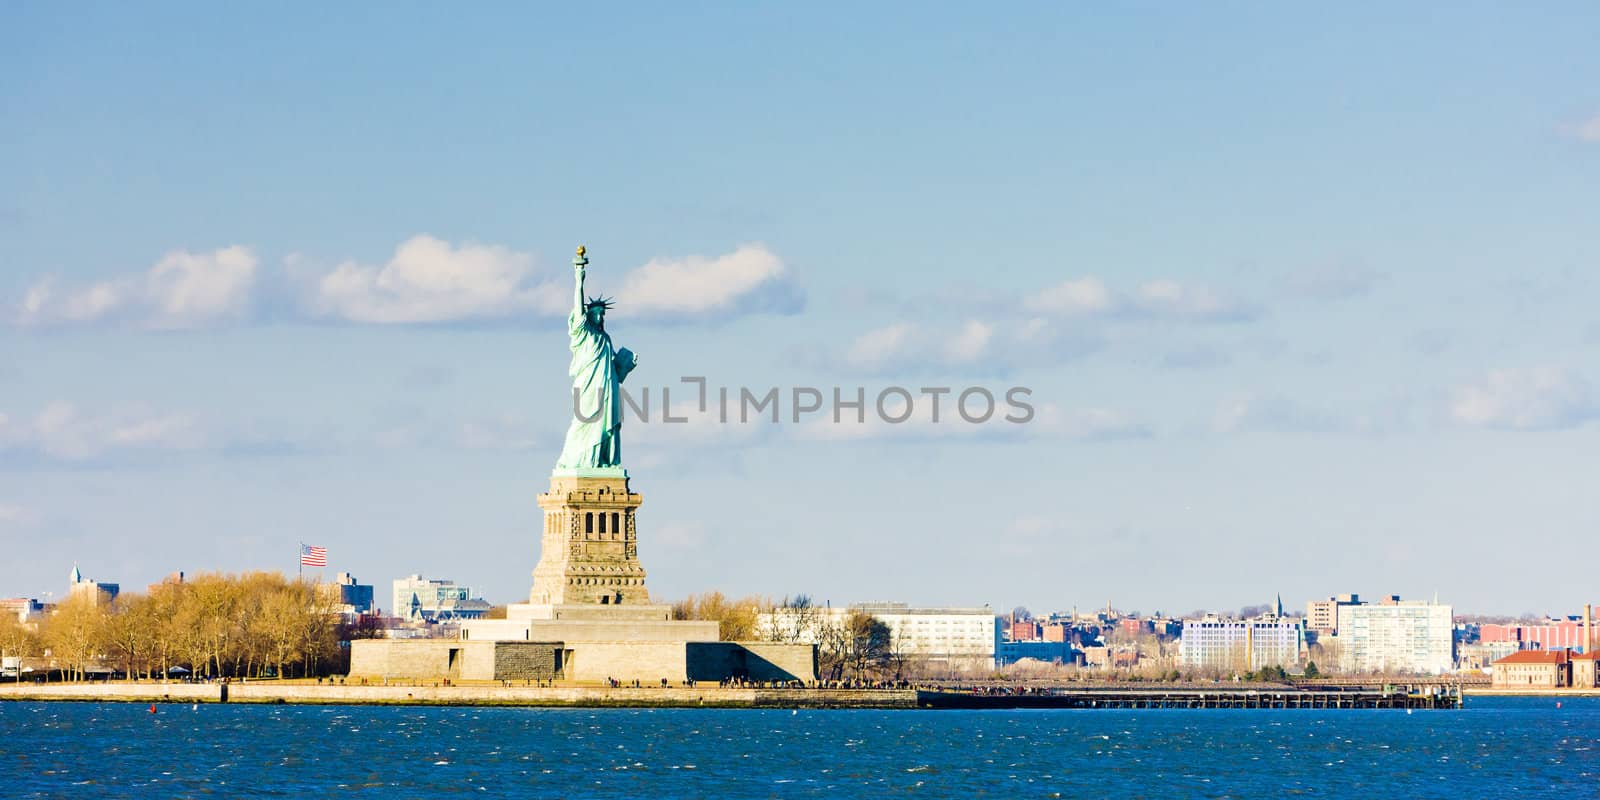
[298,541,303,581]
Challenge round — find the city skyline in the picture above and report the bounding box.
[4,5,1599,613]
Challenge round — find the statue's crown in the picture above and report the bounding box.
[585,295,614,311]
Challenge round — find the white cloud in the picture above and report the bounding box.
[1559,113,1600,143]
[307,235,564,324]
[1450,367,1596,430]
[1021,276,1257,323]
[2,402,204,461]
[301,239,799,324]
[942,321,994,364]
[1024,277,1113,315]
[845,323,919,371]
[16,239,802,328]
[840,317,1099,376]
[145,247,258,326]
[617,243,802,319]
[14,246,257,328]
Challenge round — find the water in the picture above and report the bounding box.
[2,697,1595,798]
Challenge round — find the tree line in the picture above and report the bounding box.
[0,572,345,681]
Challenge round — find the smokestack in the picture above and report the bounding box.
[1587,604,1594,654]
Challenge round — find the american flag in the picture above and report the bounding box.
[299,544,327,567]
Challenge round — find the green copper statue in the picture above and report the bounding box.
[555,246,638,472]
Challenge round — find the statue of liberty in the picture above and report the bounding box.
[555,246,638,472]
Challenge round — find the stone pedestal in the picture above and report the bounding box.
[530,471,650,607]
[439,467,819,684]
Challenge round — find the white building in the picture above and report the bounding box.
[391,575,490,622]
[1180,615,1304,672]
[1335,600,1453,674]
[760,602,996,671]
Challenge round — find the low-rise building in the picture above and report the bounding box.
[392,575,491,623]
[1119,618,1154,638]
[1574,652,1600,688]
[996,640,1077,666]
[1042,623,1074,644]
[1492,649,1572,688]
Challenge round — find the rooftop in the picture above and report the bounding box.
[1494,650,1570,665]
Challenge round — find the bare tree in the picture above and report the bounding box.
[103,595,158,680]
[42,594,106,681]
[0,614,38,682]
[673,591,762,641]
[841,610,891,680]
[763,594,823,644]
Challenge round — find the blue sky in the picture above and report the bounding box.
[3,4,1598,615]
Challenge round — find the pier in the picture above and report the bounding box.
[918,686,1461,710]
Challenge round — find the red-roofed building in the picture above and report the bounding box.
[1491,649,1572,688]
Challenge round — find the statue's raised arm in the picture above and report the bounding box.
[569,245,589,336]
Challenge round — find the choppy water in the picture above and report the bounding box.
[2,697,1596,798]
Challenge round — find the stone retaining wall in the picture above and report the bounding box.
[0,682,915,709]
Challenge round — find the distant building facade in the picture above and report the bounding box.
[1457,641,1520,671]
[391,575,490,623]
[996,640,1078,666]
[146,571,185,594]
[321,572,375,618]
[1306,594,1360,635]
[760,602,996,672]
[1007,618,1041,642]
[67,564,119,605]
[1336,599,1453,674]
[0,598,46,624]
[1480,619,1592,652]
[1180,615,1304,672]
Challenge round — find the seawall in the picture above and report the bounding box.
[0,682,917,709]
[1463,688,1600,698]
